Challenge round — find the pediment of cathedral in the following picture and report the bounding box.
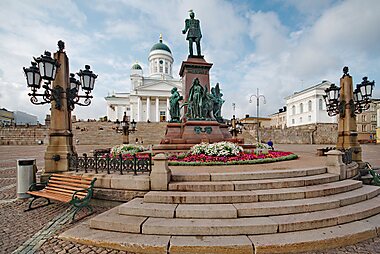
[136,80,182,92]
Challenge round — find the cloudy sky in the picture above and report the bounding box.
[0,0,379,122]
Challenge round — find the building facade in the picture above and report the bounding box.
[269,106,287,129]
[285,81,337,127]
[356,99,379,142]
[0,108,14,126]
[13,111,38,125]
[105,36,182,122]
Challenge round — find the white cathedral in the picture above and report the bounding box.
[105,35,182,122]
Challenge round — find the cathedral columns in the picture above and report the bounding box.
[137,97,141,122]
[156,97,160,122]
[146,96,151,121]
[166,98,170,121]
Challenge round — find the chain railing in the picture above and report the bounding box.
[68,153,152,175]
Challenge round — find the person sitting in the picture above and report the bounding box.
[267,139,274,150]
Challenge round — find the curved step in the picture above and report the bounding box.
[90,195,380,236]
[60,213,380,253]
[168,173,339,192]
[144,180,362,204]
[118,185,380,218]
[172,167,326,182]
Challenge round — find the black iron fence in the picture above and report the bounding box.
[68,153,152,175]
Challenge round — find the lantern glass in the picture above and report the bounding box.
[78,65,97,91]
[23,62,41,89]
[131,119,136,130]
[353,88,362,103]
[69,73,80,90]
[34,51,59,81]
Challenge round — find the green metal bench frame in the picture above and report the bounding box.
[25,175,97,222]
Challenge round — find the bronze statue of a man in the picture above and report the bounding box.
[182,10,202,57]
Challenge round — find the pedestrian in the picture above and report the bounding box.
[267,139,274,150]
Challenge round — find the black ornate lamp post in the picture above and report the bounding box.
[249,88,266,143]
[324,66,375,163]
[22,40,97,175]
[116,112,137,144]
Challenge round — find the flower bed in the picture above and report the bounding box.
[168,142,297,166]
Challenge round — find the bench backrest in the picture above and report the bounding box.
[45,174,96,199]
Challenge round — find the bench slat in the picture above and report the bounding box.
[27,190,72,202]
[51,173,93,182]
[47,183,86,192]
[45,186,87,197]
[49,176,91,185]
[48,180,89,189]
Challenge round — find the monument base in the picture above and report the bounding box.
[153,120,246,153]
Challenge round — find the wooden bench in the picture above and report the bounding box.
[25,173,97,221]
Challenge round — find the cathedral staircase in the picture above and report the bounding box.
[60,166,380,253]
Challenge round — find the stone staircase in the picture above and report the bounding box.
[60,167,380,254]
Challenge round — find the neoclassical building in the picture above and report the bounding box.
[285,81,337,127]
[105,36,182,122]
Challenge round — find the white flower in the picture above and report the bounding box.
[190,142,243,156]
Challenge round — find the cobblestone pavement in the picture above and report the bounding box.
[0,144,380,253]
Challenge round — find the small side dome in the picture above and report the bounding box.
[131,62,142,70]
[150,34,172,53]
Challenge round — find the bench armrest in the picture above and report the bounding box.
[369,169,380,185]
[28,182,47,191]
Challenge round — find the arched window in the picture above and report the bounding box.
[292,105,296,115]
[159,59,163,73]
[300,103,303,113]
[319,98,323,110]
[308,100,312,112]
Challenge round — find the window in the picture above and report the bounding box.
[319,98,323,110]
[165,62,168,74]
[300,103,303,113]
[291,119,295,124]
[362,115,366,122]
[159,60,163,73]
[160,111,166,122]
[292,105,296,115]
[308,100,312,112]
[362,125,366,132]
[308,115,312,122]
[372,125,377,131]
[371,114,376,122]
[299,117,302,123]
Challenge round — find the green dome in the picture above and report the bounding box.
[131,63,142,70]
[150,38,172,53]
